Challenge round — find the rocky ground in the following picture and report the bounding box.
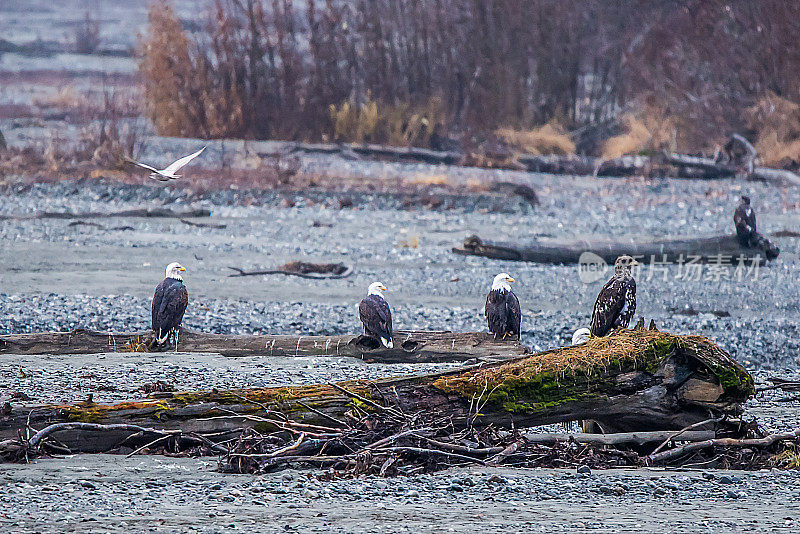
[1,456,798,533]
[1,167,799,532]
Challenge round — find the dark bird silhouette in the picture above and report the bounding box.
[152,262,189,351]
[590,256,637,337]
[359,282,393,348]
[734,196,757,247]
[485,273,521,339]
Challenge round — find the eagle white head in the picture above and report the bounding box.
[491,273,515,292]
[166,262,187,280]
[613,255,638,276]
[368,281,388,297]
[572,328,591,345]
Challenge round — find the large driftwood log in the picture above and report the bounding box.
[666,151,800,186]
[286,142,462,165]
[0,331,755,443]
[454,234,776,264]
[0,207,211,221]
[0,329,524,364]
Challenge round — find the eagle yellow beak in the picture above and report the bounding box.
[381,285,388,291]
[179,266,187,272]
[507,277,515,283]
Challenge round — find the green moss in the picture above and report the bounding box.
[433,331,756,415]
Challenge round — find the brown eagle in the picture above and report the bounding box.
[152,262,189,350]
[485,273,521,339]
[590,256,637,337]
[734,195,756,247]
[359,282,393,348]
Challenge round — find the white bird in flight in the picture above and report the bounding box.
[129,146,206,182]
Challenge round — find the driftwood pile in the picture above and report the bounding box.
[2,329,795,474]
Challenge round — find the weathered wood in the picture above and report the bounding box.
[0,328,524,364]
[523,430,716,446]
[0,207,211,221]
[0,331,756,441]
[453,234,776,264]
[287,141,462,166]
[666,151,800,186]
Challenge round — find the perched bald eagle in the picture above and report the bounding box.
[590,255,637,337]
[485,273,521,339]
[572,328,591,345]
[151,262,189,351]
[359,282,393,348]
[734,196,756,247]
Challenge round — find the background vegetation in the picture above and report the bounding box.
[138,0,800,161]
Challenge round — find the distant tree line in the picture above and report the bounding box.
[138,0,800,160]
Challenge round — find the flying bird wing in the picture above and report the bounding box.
[162,146,206,175]
[128,158,161,173]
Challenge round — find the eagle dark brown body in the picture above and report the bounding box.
[590,256,637,337]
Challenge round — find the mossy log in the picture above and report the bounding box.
[453,234,775,264]
[0,331,755,445]
[0,328,523,364]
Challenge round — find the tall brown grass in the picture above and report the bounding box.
[496,122,575,156]
[601,106,677,159]
[747,93,800,167]
[329,97,445,147]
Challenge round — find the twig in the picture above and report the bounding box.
[648,430,800,465]
[296,401,347,428]
[228,265,353,279]
[328,383,405,419]
[126,434,173,458]
[373,446,486,465]
[487,439,523,466]
[179,218,226,229]
[228,433,306,458]
[650,418,722,456]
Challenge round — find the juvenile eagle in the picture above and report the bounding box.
[734,195,756,247]
[485,273,521,339]
[359,282,393,348]
[152,262,189,350]
[590,255,637,337]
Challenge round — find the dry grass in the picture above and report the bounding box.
[601,106,677,159]
[120,336,149,353]
[397,234,419,248]
[410,174,449,186]
[772,445,800,469]
[747,93,800,167]
[496,122,575,155]
[329,97,445,148]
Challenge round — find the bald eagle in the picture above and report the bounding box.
[485,273,521,339]
[359,282,393,348]
[572,328,591,345]
[152,262,189,350]
[590,255,637,337]
[734,196,756,247]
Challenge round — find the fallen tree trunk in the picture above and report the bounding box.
[0,207,211,221]
[0,330,755,443]
[0,328,523,364]
[666,152,800,186]
[453,234,775,264]
[287,141,462,166]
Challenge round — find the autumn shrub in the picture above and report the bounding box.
[496,122,575,156]
[747,93,800,167]
[601,105,677,159]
